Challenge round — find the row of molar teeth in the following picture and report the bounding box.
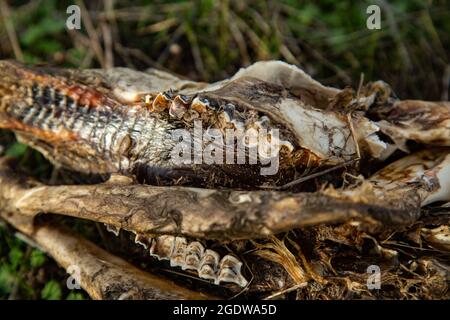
[148,92,234,124]
[148,92,244,129]
[132,233,248,287]
[169,95,190,118]
[146,92,294,155]
[144,91,173,113]
[146,91,205,120]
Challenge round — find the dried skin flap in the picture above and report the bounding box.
[375,100,450,150]
[367,149,450,206]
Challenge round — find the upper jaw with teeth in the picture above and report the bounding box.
[123,63,447,188]
[3,59,449,189]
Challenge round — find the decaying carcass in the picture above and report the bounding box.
[0,60,448,299]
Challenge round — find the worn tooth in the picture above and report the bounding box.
[149,235,175,260]
[191,96,208,113]
[199,265,217,282]
[221,111,232,123]
[184,241,205,271]
[134,234,153,249]
[221,103,235,122]
[198,249,220,282]
[270,133,295,153]
[190,96,219,113]
[219,254,243,270]
[217,268,248,287]
[254,116,271,129]
[242,128,259,148]
[163,90,174,100]
[178,94,191,104]
[258,135,275,160]
[280,140,295,153]
[204,97,220,110]
[224,103,235,113]
[169,95,188,119]
[200,249,220,267]
[151,92,171,112]
[105,223,120,236]
[170,237,188,268]
[144,236,248,287]
[232,119,245,130]
[216,255,248,287]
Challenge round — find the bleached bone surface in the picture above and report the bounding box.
[375,100,450,149]
[101,226,248,286]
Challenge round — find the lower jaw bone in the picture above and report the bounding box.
[2,148,450,295]
[5,221,213,299]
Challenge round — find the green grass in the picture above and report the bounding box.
[0,225,87,299]
[1,0,448,97]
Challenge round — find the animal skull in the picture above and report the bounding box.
[0,61,448,299]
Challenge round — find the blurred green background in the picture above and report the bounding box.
[0,0,448,299]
